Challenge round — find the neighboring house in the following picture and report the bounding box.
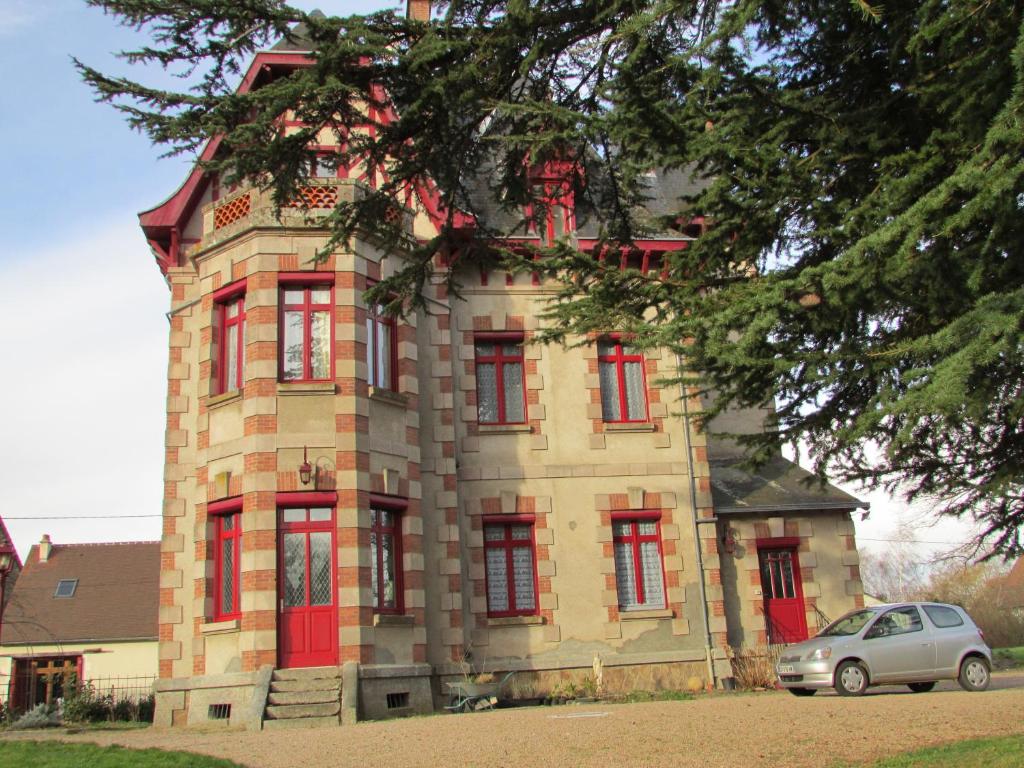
[0,515,23,640]
[138,3,866,728]
[0,536,159,711]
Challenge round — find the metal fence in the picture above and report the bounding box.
[78,675,156,704]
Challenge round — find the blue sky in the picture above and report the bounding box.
[0,0,975,564]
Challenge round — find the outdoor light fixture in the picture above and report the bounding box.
[299,446,313,485]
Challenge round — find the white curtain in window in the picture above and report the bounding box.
[502,361,524,422]
[638,541,665,608]
[512,545,535,610]
[623,361,646,420]
[614,541,637,608]
[283,311,304,380]
[477,362,498,422]
[599,361,621,421]
[311,311,331,379]
[486,548,509,612]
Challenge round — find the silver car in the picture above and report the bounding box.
[776,601,992,696]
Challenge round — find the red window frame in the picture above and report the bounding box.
[214,280,246,394]
[370,494,406,614]
[598,337,649,423]
[482,515,539,618]
[367,300,398,391]
[611,511,666,610]
[209,497,242,621]
[278,274,335,383]
[474,332,527,425]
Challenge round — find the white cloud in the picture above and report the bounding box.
[0,1,43,38]
[0,215,168,561]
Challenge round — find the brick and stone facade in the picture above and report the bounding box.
[139,49,866,729]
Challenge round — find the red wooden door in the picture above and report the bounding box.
[278,506,337,669]
[758,547,808,644]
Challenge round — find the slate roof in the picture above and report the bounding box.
[710,454,867,514]
[0,541,159,646]
[464,159,710,240]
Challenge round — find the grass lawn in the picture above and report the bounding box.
[0,741,245,767]
[992,646,1024,667]
[853,736,1024,767]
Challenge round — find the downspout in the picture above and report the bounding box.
[677,355,716,689]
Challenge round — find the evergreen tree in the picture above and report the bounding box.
[78,0,1024,556]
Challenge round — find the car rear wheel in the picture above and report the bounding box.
[787,687,817,697]
[907,682,935,693]
[834,661,868,696]
[958,656,990,692]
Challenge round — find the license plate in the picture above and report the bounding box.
[778,664,795,674]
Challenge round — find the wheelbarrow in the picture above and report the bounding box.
[444,671,515,712]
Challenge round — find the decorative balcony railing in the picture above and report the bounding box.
[200,179,413,249]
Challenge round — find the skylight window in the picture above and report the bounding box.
[54,579,78,598]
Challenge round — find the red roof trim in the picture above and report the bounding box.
[139,51,315,273]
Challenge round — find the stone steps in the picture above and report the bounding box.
[268,689,340,706]
[270,678,340,693]
[263,715,342,731]
[272,666,342,682]
[265,702,341,719]
[262,667,343,730]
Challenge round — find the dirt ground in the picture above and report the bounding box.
[7,674,1024,768]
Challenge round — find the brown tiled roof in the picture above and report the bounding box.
[0,541,159,645]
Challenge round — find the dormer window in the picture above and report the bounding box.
[54,579,78,598]
[529,182,575,244]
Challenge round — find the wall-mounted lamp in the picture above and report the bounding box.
[299,446,313,486]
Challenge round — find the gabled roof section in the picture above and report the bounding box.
[710,454,867,514]
[139,50,314,275]
[0,541,159,646]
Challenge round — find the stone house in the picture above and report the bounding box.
[0,537,159,711]
[141,3,866,729]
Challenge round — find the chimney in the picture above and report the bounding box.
[38,534,52,563]
[407,0,431,21]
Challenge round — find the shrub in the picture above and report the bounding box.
[728,645,781,690]
[62,684,110,724]
[11,704,60,730]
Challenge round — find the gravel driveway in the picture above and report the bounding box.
[9,673,1024,768]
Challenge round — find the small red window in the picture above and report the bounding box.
[280,281,334,382]
[211,499,242,621]
[475,333,526,425]
[598,338,648,422]
[367,303,397,391]
[370,507,403,613]
[483,518,538,617]
[612,515,666,610]
[214,281,246,394]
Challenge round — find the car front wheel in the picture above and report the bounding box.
[834,661,869,696]
[787,687,817,697]
[908,682,935,693]
[958,657,990,692]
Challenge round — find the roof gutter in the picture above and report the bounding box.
[715,501,870,515]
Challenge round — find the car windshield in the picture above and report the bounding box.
[819,609,878,637]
